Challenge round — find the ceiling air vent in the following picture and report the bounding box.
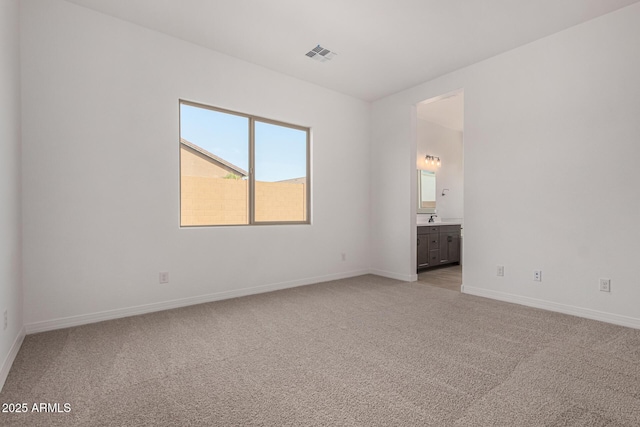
[305,45,337,62]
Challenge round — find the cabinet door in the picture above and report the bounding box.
[417,234,430,268]
[439,235,451,264]
[448,234,460,263]
[440,230,461,265]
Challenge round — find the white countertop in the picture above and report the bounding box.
[416,217,463,226]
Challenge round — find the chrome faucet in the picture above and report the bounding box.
[428,214,437,223]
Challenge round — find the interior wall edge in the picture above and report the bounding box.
[24,269,371,335]
[369,269,417,283]
[463,286,640,330]
[0,325,26,392]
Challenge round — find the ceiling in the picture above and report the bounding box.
[63,0,640,101]
[418,91,464,132]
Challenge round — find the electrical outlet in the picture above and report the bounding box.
[599,278,611,292]
[3,309,7,331]
[159,272,169,284]
[341,253,346,262]
[497,266,504,277]
[533,270,542,282]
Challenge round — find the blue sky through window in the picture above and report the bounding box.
[180,104,307,182]
[255,121,306,182]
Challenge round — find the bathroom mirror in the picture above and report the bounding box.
[417,170,436,214]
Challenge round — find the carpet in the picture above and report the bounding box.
[1,274,639,426]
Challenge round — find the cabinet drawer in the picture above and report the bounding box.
[417,226,440,233]
[428,234,440,247]
[441,225,461,234]
[418,226,440,234]
[429,249,440,264]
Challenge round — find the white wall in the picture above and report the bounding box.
[0,0,24,389]
[370,102,417,281]
[416,119,463,221]
[372,3,640,327]
[21,0,371,329]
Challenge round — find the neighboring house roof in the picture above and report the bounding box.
[276,177,306,184]
[180,138,247,177]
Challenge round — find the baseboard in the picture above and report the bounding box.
[462,285,640,330]
[369,269,415,282]
[24,269,371,334]
[0,326,26,392]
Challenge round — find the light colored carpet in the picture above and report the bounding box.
[1,274,639,426]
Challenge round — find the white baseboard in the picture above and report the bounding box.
[25,269,371,334]
[370,269,415,282]
[0,326,26,392]
[463,285,640,330]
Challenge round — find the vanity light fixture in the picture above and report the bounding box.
[425,155,441,167]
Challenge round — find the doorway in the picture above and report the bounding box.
[415,90,464,291]
[418,265,462,292]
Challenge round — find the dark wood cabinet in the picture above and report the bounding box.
[417,224,461,271]
[439,225,461,264]
[417,231,431,269]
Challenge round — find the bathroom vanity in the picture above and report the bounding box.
[417,224,461,270]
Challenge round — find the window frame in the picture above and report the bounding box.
[179,99,311,227]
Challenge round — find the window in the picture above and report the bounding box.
[179,100,310,226]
